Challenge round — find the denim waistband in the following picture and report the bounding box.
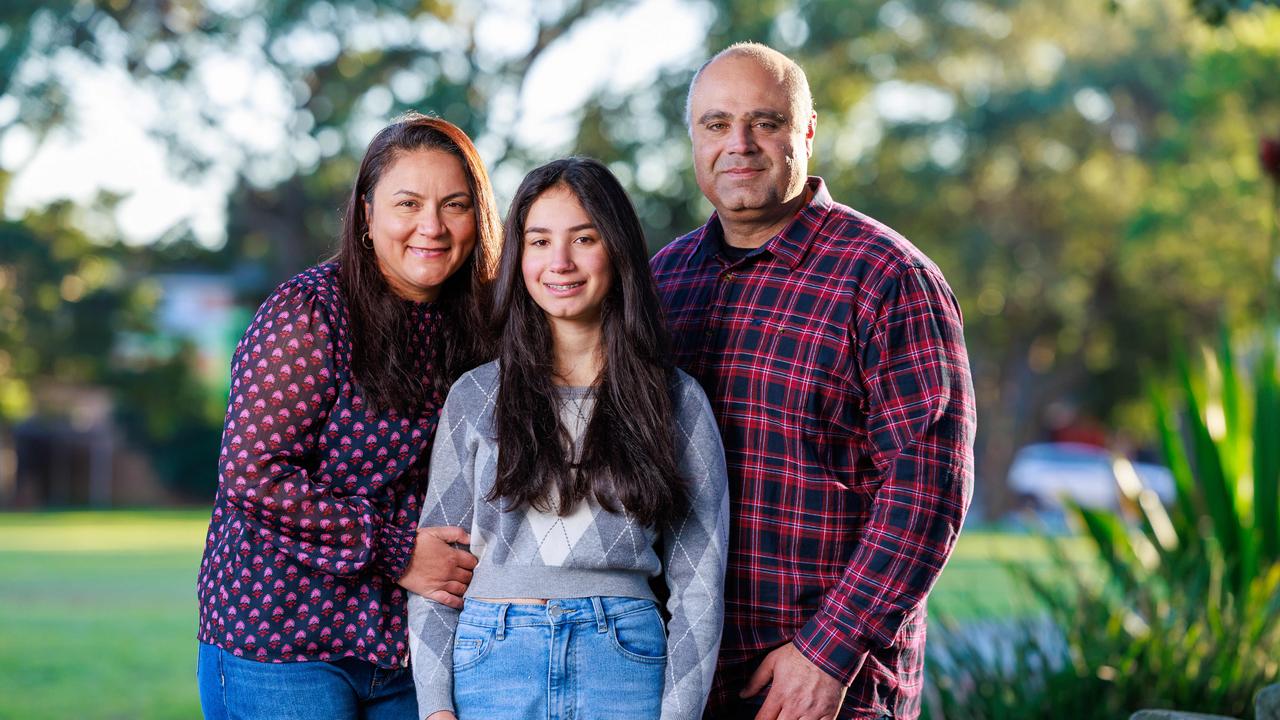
[458,596,656,638]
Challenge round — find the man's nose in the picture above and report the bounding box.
[726,122,758,153]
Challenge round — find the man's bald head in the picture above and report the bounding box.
[685,42,814,132]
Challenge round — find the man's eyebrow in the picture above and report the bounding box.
[525,223,595,235]
[696,109,789,125]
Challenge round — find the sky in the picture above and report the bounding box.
[0,0,712,248]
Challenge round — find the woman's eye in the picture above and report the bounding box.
[574,235,595,244]
[528,238,548,247]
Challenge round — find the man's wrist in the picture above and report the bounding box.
[793,615,868,686]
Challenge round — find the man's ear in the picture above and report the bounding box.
[805,111,817,155]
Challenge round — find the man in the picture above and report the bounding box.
[651,43,976,720]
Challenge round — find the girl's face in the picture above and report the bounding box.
[363,148,477,302]
[520,187,613,328]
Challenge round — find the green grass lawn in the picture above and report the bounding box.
[0,511,1074,719]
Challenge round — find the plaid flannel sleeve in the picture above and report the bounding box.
[792,265,976,684]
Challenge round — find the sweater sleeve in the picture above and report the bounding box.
[217,278,416,579]
[409,378,479,719]
[659,374,731,720]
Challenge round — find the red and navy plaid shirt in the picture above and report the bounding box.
[651,178,975,720]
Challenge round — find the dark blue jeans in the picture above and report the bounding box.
[197,642,416,720]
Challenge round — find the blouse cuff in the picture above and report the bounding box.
[374,521,418,580]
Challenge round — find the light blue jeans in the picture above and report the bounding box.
[197,642,416,720]
[452,596,668,720]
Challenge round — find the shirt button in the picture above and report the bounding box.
[723,272,736,281]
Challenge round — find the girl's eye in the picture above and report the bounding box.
[528,238,549,247]
[574,235,595,244]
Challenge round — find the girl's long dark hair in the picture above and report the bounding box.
[490,157,686,527]
[335,112,500,415]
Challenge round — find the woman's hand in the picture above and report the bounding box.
[396,526,477,608]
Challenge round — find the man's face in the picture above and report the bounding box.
[688,55,814,224]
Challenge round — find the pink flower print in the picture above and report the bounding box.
[269,633,282,649]
[285,592,298,608]
[238,595,252,610]
[345,624,358,640]
[234,620,246,636]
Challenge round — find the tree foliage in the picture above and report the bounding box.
[1,0,1278,505]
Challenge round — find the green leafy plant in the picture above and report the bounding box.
[926,328,1280,719]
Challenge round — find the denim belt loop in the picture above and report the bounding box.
[590,596,607,633]
[496,603,509,640]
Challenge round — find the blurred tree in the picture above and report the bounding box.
[1182,0,1280,25]
[0,198,225,498]
[2,0,1278,511]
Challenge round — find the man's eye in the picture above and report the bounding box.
[706,122,728,131]
[398,200,418,208]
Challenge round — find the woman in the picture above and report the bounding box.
[409,157,729,720]
[196,113,501,719]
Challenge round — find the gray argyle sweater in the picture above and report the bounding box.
[408,361,729,720]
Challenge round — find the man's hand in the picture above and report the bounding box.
[741,642,849,720]
[395,526,477,608]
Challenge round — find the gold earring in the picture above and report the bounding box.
[361,231,373,250]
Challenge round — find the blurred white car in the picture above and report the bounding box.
[1007,442,1176,511]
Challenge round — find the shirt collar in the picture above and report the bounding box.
[692,176,833,271]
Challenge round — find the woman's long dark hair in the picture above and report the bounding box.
[335,112,500,415]
[489,157,686,527]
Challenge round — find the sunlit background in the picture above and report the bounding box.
[2,0,1280,717]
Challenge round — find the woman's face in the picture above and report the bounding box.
[520,187,613,328]
[364,148,478,302]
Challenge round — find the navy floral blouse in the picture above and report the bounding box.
[197,263,444,667]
